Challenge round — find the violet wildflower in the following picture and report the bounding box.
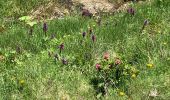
[82,32,86,38]
[142,19,149,30]
[91,34,96,42]
[62,58,68,65]
[144,19,149,26]
[43,22,48,36]
[59,43,64,53]
[127,8,135,15]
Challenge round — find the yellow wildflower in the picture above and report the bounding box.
[131,74,136,79]
[163,42,167,45]
[147,64,154,68]
[19,80,25,85]
[119,91,125,96]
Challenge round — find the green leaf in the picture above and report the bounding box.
[19,16,32,21]
[98,83,104,87]
[26,21,37,27]
[97,93,102,99]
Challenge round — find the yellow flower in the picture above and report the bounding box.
[119,91,125,96]
[19,80,25,85]
[163,42,167,45]
[147,64,154,68]
[131,74,136,79]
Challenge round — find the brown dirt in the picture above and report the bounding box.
[30,0,145,20]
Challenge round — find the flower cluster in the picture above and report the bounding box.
[94,52,140,96]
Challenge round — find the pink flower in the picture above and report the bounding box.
[115,58,121,65]
[103,52,110,60]
[95,63,101,70]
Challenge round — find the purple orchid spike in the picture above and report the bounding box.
[92,34,96,42]
[62,58,68,65]
[142,19,149,30]
[127,8,135,16]
[43,22,48,36]
[59,43,64,53]
[144,19,149,26]
[82,32,86,38]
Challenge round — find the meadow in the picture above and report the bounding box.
[0,0,170,99]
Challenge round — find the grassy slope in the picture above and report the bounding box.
[0,0,170,100]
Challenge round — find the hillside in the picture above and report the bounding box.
[0,0,170,99]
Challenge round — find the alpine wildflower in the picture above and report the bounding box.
[91,34,96,42]
[95,63,101,71]
[43,22,48,36]
[131,74,136,79]
[142,19,149,30]
[103,52,110,60]
[127,8,135,16]
[119,91,125,96]
[82,32,86,38]
[147,63,154,68]
[62,58,68,65]
[115,58,122,65]
[19,80,25,85]
[59,43,64,53]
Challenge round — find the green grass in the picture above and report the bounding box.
[0,0,170,99]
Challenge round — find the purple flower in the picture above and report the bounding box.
[43,22,48,33]
[92,34,96,42]
[62,58,68,65]
[127,8,135,15]
[82,32,86,38]
[142,19,149,30]
[59,43,64,50]
[59,43,64,53]
[144,19,149,26]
